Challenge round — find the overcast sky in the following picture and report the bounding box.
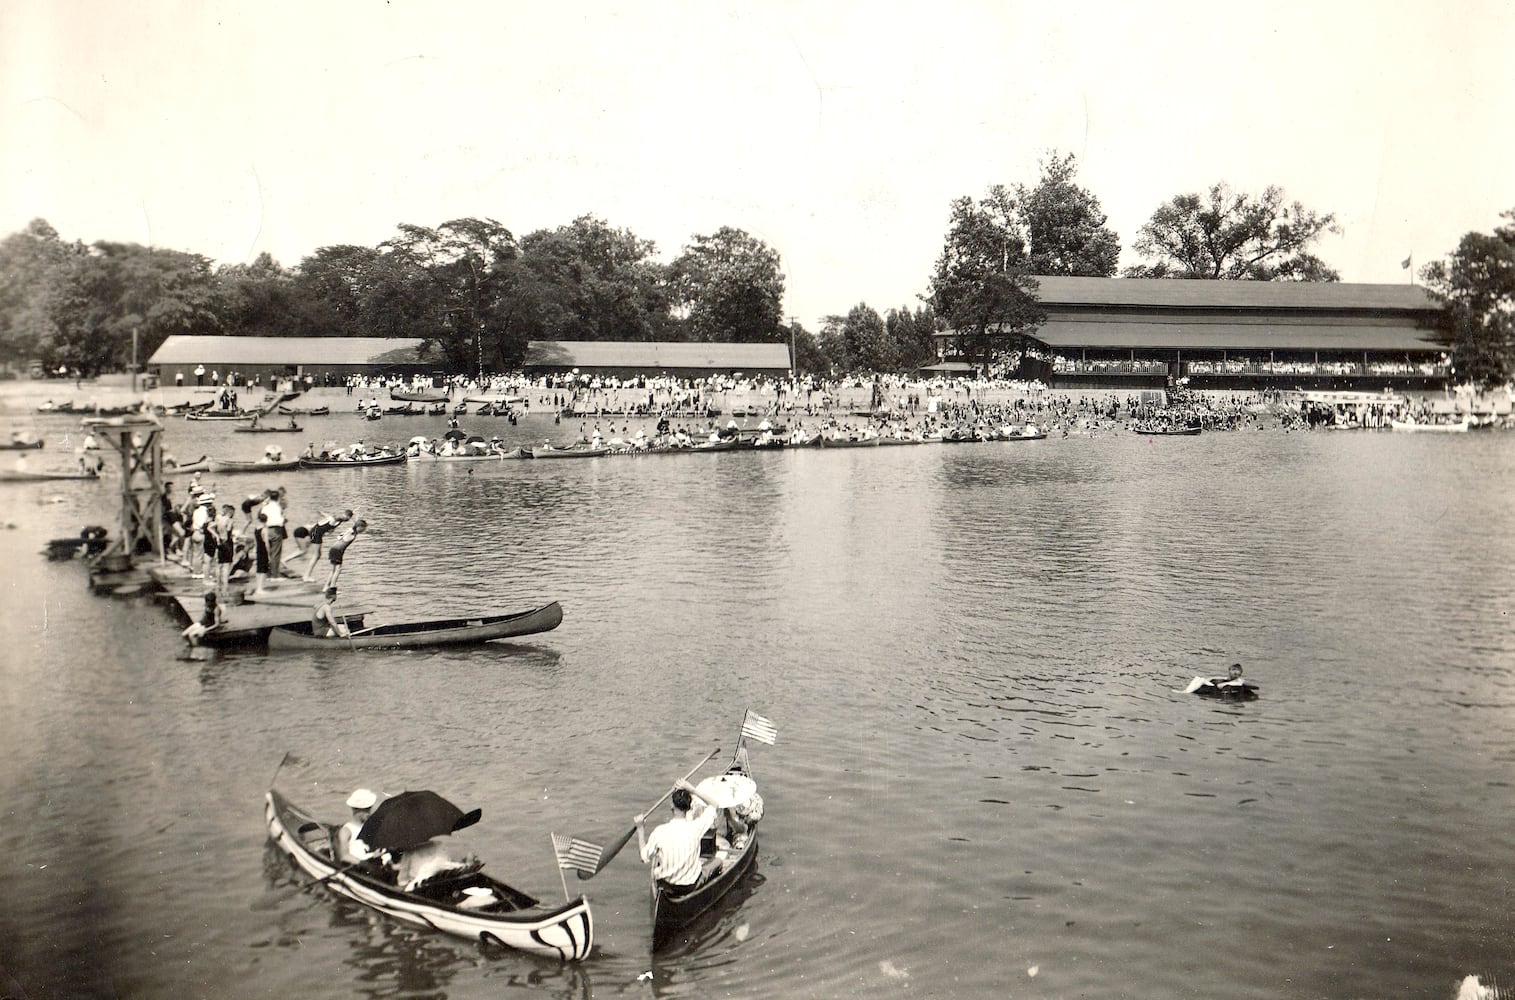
[4,0,1512,326]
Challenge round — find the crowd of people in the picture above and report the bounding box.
[167,478,368,644]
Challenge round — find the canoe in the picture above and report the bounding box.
[267,600,563,649]
[409,451,504,463]
[0,469,103,482]
[163,456,210,474]
[0,439,43,450]
[233,424,303,433]
[186,410,254,421]
[998,431,1048,441]
[1131,425,1201,436]
[1389,418,1471,433]
[278,405,330,416]
[298,453,407,469]
[264,789,593,961]
[819,436,880,448]
[689,438,743,452]
[207,458,304,473]
[390,389,450,403]
[651,747,761,952]
[528,446,610,459]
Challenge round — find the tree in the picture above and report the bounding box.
[1125,182,1340,280]
[217,253,321,338]
[0,219,71,368]
[1422,208,1515,388]
[885,304,938,372]
[518,215,673,342]
[1015,152,1120,276]
[817,303,895,373]
[928,193,1044,373]
[669,227,785,343]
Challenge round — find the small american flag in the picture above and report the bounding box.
[551,833,602,873]
[740,710,777,746]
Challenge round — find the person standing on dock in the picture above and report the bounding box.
[324,519,367,591]
[261,488,287,580]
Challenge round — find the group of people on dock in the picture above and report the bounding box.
[169,477,368,644]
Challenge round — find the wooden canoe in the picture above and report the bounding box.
[818,436,880,448]
[0,439,43,450]
[233,423,303,433]
[528,446,610,459]
[389,389,451,403]
[186,410,254,421]
[267,601,563,649]
[1131,424,1201,436]
[651,749,761,952]
[265,789,593,961]
[298,453,407,469]
[0,469,103,482]
[409,451,504,463]
[208,458,303,473]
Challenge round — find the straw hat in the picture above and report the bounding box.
[346,788,377,810]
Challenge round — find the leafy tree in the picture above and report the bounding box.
[1125,182,1340,280]
[669,227,785,343]
[817,303,894,373]
[787,319,828,375]
[885,304,938,371]
[1422,208,1515,388]
[0,218,71,367]
[217,253,323,338]
[518,215,673,342]
[45,242,221,375]
[1015,152,1121,276]
[928,193,1044,373]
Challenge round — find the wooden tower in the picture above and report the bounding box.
[82,416,165,565]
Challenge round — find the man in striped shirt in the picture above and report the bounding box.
[635,780,716,888]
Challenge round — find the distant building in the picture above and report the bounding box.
[148,336,435,386]
[522,340,792,379]
[935,277,1450,391]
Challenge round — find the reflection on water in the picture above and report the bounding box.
[2,418,1514,999]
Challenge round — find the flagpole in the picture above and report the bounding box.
[554,836,572,902]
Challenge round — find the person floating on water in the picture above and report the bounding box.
[1182,663,1258,700]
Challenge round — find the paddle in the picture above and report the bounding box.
[576,747,721,880]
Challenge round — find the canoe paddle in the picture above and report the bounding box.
[576,746,721,879]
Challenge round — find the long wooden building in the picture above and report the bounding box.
[936,277,1450,391]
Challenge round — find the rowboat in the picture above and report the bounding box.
[529,446,610,459]
[264,789,593,961]
[689,438,743,452]
[278,405,330,416]
[208,458,303,473]
[267,600,563,649]
[0,438,43,450]
[651,746,763,952]
[298,453,407,469]
[233,423,303,433]
[819,435,880,448]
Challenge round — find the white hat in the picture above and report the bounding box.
[199,492,215,503]
[346,788,377,810]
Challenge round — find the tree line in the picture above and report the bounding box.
[1,151,1509,386]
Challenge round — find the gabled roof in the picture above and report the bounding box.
[1028,276,1440,313]
[149,336,431,366]
[523,340,791,370]
[1029,320,1446,353]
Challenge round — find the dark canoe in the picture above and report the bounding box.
[651,753,760,952]
[0,469,103,482]
[0,439,43,450]
[186,410,254,421]
[267,600,563,650]
[207,458,303,473]
[689,438,743,452]
[279,405,330,416]
[233,424,303,433]
[999,431,1048,441]
[298,453,407,469]
[265,789,592,961]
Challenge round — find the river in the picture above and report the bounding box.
[2,408,1512,999]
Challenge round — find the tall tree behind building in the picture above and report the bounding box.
[1124,182,1340,280]
[1422,208,1515,388]
[669,227,786,343]
[1016,152,1121,277]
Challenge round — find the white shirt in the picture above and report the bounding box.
[262,496,285,528]
[641,806,714,885]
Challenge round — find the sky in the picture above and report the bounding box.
[3,0,1512,328]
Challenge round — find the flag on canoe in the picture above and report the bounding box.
[551,833,603,873]
[740,710,777,746]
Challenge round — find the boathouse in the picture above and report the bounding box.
[936,277,1450,391]
[147,336,434,387]
[522,341,793,379]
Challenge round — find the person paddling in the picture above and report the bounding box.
[312,586,349,638]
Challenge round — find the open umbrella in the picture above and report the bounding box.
[442,428,468,442]
[357,790,481,853]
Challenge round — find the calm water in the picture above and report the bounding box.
[2,408,1513,1000]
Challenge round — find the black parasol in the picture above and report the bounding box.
[442,428,468,442]
[356,790,482,852]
